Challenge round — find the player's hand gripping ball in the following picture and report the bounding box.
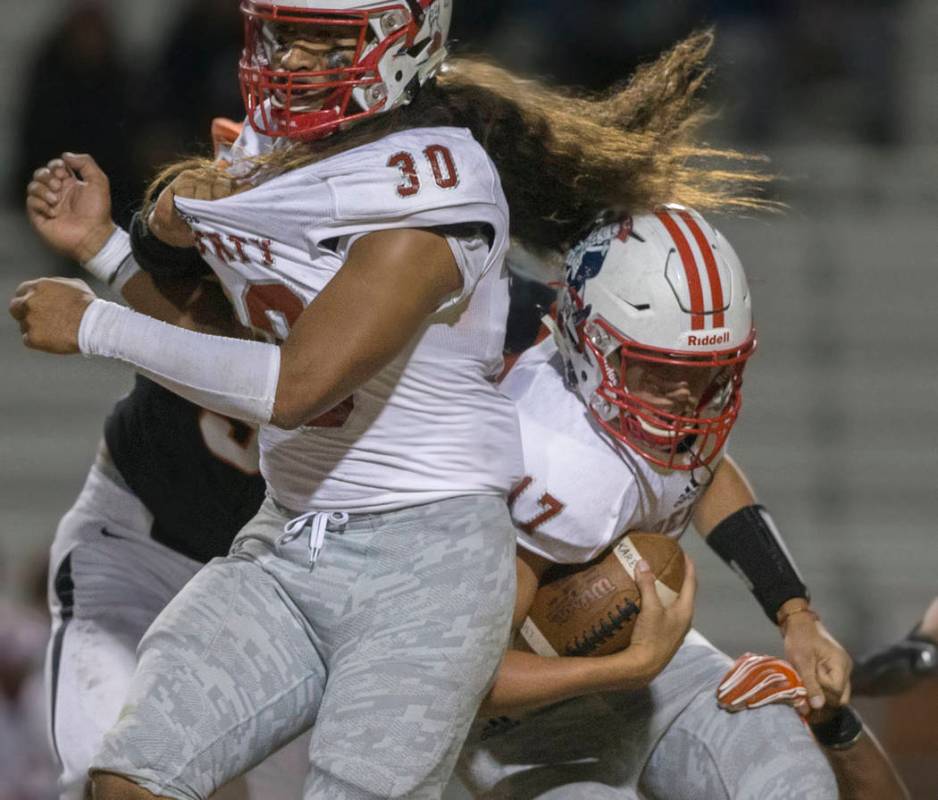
[520,533,686,657]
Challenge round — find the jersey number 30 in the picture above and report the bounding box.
[388,145,460,197]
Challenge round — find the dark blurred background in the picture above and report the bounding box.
[0,1,936,797]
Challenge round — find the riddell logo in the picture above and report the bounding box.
[683,329,731,347]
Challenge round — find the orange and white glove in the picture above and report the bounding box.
[717,653,808,712]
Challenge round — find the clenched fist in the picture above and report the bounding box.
[26,152,115,263]
[8,278,97,354]
[149,168,244,248]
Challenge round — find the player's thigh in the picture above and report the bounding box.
[305,495,517,800]
[47,523,195,798]
[641,692,837,800]
[91,555,326,800]
[460,632,734,800]
[460,688,656,800]
[240,732,311,800]
[48,614,139,800]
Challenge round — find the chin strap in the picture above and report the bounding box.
[540,313,564,351]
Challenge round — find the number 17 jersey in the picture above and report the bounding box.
[174,126,522,513]
[503,338,720,564]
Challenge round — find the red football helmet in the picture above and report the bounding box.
[239,0,452,140]
[553,206,757,470]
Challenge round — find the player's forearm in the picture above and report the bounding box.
[819,727,909,800]
[693,456,756,536]
[696,457,810,623]
[121,271,248,337]
[84,225,235,333]
[480,647,654,716]
[120,270,206,328]
[271,228,461,429]
[78,300,281,424]
[75,296,384,429]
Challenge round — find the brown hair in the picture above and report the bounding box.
[147,30,768,256]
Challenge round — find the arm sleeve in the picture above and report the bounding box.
[78,299,281,425]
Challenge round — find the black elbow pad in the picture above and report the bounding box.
[129,211,211,279]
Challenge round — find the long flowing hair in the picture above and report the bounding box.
[146,31,769,256]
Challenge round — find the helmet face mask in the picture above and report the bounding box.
[239,1,451,140]
[257,18,367,114]
[554,208,757,471]
[584,314,752,469]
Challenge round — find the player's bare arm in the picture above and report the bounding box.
[695,455,852,712]
[480,548,696,716]
[271,227,462,428]
[8,226,463,428]
[807,706,910,800]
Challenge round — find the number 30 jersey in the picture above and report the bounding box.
[174,126,522,513]
[502,338,722,564]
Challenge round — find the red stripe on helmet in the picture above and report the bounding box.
[678,210,725,329]
[655,210,705,330]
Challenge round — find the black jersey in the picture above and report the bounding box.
[104,375,266,563]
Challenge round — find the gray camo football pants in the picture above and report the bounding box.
[458,630,837,799]
[91,494,516,800]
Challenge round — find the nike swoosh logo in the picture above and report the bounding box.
[100,527,127,540]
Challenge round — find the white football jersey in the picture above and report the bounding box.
[502,338,722,563]
[174,126,522,512]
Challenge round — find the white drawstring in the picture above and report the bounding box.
[279,511,349,569]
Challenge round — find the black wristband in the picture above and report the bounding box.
[809,705,864,750]
[129,211,210,279]
[706,505,809,623]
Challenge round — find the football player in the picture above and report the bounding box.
[457,208,851,798]
[24,122,312,800]
[11,4,766,797]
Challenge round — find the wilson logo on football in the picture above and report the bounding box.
[546,578,617,626]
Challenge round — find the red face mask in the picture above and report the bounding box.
[239,2,418,139]
[585,317,756,470]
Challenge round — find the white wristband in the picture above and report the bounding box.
[81,227,133,284]
[78,299,281,425]
[110,255,142,294]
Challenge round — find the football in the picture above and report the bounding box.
[519,532,686,658]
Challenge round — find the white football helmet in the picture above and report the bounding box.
[553,206,756,470]
[239,0,452,139]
